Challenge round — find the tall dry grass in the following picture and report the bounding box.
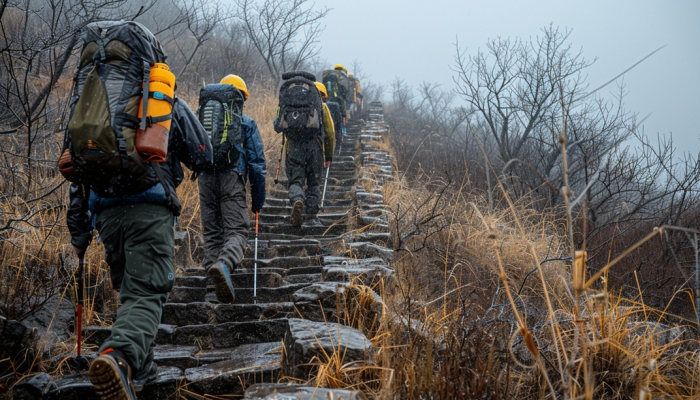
[315,134,700,399]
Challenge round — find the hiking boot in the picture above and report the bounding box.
[89,348,136,400]
[208,262,235,303]
[132,360,157,392]
[290,200,304,227]
[304,215,324,227]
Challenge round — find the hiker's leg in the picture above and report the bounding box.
[198,171,224,268]
[95,203,174,372]
[304,140,323,215]
[216,171,249,269]
[286,140,307,206]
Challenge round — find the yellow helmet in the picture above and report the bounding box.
[314,82,328,99]
[220,74,249,99]
[348,73,353,78]
[333,63,347,74]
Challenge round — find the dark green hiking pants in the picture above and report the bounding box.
[94,203,175,372]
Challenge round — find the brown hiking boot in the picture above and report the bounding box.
[89,348,136,400]
[290,200,304,227]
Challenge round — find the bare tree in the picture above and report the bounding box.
[236,0,329,83]
[453,25,592,164]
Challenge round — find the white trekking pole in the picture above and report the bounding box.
[320,160,330,211]
[253,211,259,304]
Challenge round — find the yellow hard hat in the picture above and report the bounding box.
[333,64,347,74]
[348,73,353,78]
[314,82,328,99]
[220,74,249,99]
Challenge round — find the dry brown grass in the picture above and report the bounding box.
[309,128,700,399]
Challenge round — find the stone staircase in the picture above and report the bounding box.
[42,102,393,400]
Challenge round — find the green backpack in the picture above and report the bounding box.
[59,21,169,197]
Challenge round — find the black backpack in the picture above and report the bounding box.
[198,84,245,169]
[322,70,347,116]
[59,21,169,197]
[277,71,323,141]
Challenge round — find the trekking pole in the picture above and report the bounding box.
[253,211,259,304]
[77,258,83,358]
[274,135,285,184]
[68,257,85,372]
[320,161,330,211]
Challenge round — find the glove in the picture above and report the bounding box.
[251,192,265,214]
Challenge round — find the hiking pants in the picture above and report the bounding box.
[198,170,249,269]
[94,203,174,373]
[286,138,324,215]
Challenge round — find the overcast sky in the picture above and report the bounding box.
[315,0,700,155]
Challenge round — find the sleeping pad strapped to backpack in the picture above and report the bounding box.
[277,71,323,142]
[58,21,171,197]
[198,84,245,169]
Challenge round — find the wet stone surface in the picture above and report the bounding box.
[37,111,394,399]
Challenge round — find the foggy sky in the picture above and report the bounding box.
[315,0,700,156]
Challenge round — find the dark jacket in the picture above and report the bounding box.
[234,114,267,212]
[67,97,213,252]
[325,100,343,134]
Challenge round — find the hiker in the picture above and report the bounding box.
[196,74,266,303]
[322,64,350,122]
[61,21,212,399]
[316,82,344,153]
[273,71,335,227]
[348,73,363,115]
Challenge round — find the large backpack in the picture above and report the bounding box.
[59,21,169,197]
[277,71,323,141]
[322,70,348,115]
[198,84,245,169]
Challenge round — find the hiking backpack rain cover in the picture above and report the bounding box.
[277,71,323,141]
[59,21,169,197]
[197,84,245,169]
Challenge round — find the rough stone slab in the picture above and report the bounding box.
[234,283,313,304]
[45,372,95,400]
[346,242,394,262]
[230,272,286,288]
[167,286,207,303]
[283,318,372,379]
[245,383,367,400]
[137,366,183,400]
[323,264,394,287]
[183,343,281,395]
[292,282,348,308]
[284,273,322,284]
[241,255,324,270]
[171,319,288,348]
[215,302,297,323]
[12,372,52,400]
[161,302,215,325]
[153,345,199,370]
[174,275,207,287]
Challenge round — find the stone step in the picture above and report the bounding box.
[260,223,346,237]
[244,384,366,400]
[45,343,282,399]
[259,212,349,225]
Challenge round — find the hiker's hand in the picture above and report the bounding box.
[73,245,86,259]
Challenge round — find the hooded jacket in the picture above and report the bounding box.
[233,114,267,212]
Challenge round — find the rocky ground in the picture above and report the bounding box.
[9,102,393,399]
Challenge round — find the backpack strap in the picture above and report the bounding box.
[140,61,151,131]
[151,161,172,203]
